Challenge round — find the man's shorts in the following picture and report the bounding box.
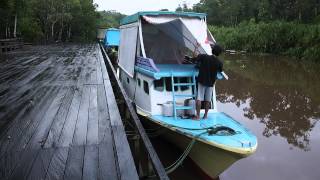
[197,83,213,101]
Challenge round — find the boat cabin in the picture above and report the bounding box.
[104,28,120,49]
[118,11,219,118]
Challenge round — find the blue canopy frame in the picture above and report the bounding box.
[120,11,207,25]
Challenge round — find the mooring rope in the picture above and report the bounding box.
[144,125,239,178]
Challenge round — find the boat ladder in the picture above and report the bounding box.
[171,73,197,119]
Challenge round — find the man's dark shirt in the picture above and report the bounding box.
[196,54,223,87]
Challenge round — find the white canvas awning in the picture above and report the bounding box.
[118,23,139,77]
[143,16,212,55]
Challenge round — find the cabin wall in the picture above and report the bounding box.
[150,77,194,116]
[133,73,152,114]
[120,70,152,114]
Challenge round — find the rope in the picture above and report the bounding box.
[164,130,208,174]
[143,124,240,178]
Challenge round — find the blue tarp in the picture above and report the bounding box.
[104,28,120,47]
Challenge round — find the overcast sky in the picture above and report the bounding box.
[93,0,200,15]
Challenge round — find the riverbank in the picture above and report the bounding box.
[209,21,320,61]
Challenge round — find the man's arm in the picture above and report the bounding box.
[217,59,229,80]
[217,58,223,72]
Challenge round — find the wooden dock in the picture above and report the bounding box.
[0,44,140,179]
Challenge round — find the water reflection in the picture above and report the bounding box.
[217,55,320,151]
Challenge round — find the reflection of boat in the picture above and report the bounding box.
[118,11,257,179]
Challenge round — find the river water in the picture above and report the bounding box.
[153,54,320,180]
[219,54,320,180]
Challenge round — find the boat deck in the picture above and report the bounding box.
[152,112,257,152]
[0,44,138,180]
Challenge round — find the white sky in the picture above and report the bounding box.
[93,0,200,15]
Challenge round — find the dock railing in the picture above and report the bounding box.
[99,44,169,179]
[0,38,23,54]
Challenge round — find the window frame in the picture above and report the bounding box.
[143,80,149,94]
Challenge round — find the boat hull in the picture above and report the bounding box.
[142,116,247,179]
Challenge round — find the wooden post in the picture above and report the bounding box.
[147,155,154,176]
[14,14,17,38]
[134,135,144,177]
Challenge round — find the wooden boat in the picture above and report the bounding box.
[117,11,257,179]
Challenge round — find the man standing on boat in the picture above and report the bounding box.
[192,44,223,120]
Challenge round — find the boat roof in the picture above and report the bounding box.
[120,11,207,25]
[135,64,199,79]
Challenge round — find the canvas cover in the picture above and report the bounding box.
[142,15,213,64]
[118,15,213,76]
[118,23,138,77]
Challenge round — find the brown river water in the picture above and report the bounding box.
[152,54,320,180]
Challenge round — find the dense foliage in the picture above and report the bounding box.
[96,10,125,28]
[179,0,320,60]
[192,0,320,25]
[0,0,98,42]
[209,21,320,61]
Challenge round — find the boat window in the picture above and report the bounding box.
[144,80,149,94]
[137,78,141,87]
[127,77,130,84]
[165,77,178,92]
[154,78,164,91]
[165,78,171,91]
[180,77,190,91]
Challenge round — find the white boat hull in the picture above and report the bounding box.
[143,116,248,179]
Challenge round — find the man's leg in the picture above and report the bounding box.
[203,101,210,119]
[203,86,213,119]
[193,100,201,120]
[193,83,204,120]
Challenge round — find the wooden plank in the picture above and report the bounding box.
[44,147,69,180]
[7,86,66,179]
[112,125,139,180]
[96,59,104,85]
[98,45,139,180]
[103,78,122,126]
[98,142,118,180]
[72,86,90,146]
[0,148,20,179]
[90,64,98,84]
[97,85,110,143]
[83,145,98,180]
[13,87,58,151]
[8,148,38,179]
[63,146,85,180]
[57,88,81,147]
[87,85,99,145]
[27,87,68,148]
[44,88,75,148]
[26,148,55,180]
[0,86,54,156]
[0,87,57,159]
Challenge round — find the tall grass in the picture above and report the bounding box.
[209,21,320,61]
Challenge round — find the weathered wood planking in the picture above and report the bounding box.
[0,44,139,180]
[98,45,139,180]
